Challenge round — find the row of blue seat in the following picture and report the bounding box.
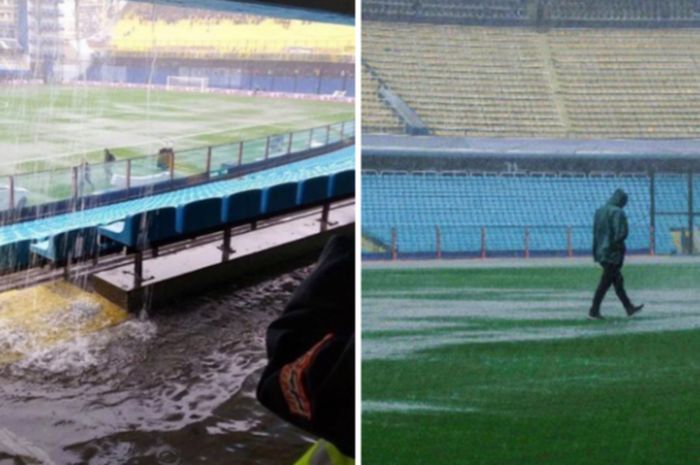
[363,172,695,255]
[9,170,353,267]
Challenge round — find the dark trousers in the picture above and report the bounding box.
[590,262,633,314]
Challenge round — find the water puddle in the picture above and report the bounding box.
[363,400,477,414]
[0,270,311,464]
[363,288,700,360]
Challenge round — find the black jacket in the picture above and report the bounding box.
[257,235,355,457]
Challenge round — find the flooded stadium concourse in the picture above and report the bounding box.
[0,0,354,464]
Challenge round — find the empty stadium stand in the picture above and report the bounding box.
[21,165,355,284]
[363,0,700,25]
[363,0,528,23]
[363,21,700,138]
[110,3,354,60]
[0,145,354,273]
[362,66,404,133]
[542,0,699,23]
[363,22,567,137]
[79,3,356,95]
[362,171,699,257]
[97,168,354,283]
[549,29,700,138]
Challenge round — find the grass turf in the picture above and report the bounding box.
[0,84,353,175]
[362,263,700,465]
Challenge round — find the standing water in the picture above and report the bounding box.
[0,268,313,465]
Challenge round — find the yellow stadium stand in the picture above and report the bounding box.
[110,6,354,61]
[363,21,700,138]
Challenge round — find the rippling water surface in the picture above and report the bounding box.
[0,269,312,465]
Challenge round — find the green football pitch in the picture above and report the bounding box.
[363,261,700,465]
[0,84,353,175]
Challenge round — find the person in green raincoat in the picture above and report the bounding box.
[589,188,644,320]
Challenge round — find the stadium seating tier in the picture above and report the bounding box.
[363,22,700,138]
[109,4,354,60]
[363,0,700,23]
[362,171,700,256]
[362,66,404,133]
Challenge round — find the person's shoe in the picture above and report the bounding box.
[627,304,644,318]
[587,313,604,320]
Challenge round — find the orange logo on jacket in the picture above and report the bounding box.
[280,333,335,420]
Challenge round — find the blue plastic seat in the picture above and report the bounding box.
[98,207,177,249]
[262,182,298,215]
[98,214,141,248]
[143,207,178,245]
[222,189,262,224]
[0,240,31,272]
[176,198,223,235]
[329,170,355,198]
[297,175,330,206]
[30,228,99,262]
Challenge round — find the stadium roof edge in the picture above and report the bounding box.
[133,0,354,25]
[362,134,700,161]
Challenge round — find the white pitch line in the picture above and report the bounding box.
[363,288,700,360]
[363,400,478,414]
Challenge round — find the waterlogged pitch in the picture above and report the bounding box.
[363,261,700,465]
[0,84,353,174]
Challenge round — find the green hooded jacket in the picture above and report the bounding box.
[592,189,629,265]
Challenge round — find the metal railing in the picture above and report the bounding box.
[364,223,660,260]
[0,120,355,214]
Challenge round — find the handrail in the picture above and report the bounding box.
[1,120,355,216]
[364,223,657,259]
